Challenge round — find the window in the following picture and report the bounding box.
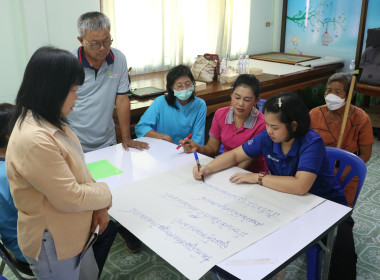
[102,0,250,74]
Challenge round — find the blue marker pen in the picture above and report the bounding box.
[193,152,205,182]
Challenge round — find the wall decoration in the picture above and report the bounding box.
[284,0,362,70]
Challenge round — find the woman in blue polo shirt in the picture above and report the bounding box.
[135,65,206,145]
[193,92,356,280]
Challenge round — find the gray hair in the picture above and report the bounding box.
[327,72,356,96]
[77,12,111,38]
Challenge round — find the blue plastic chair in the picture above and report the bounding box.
[217,144,224,156]
[306,146,367,280]
[257,99,266,113]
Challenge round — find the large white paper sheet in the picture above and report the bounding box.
[109,161,325,280]
[296,56,344,68]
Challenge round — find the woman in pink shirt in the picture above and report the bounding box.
[181,74,268,173]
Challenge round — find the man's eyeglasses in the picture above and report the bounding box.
[174,82,194,91]
[83,37,113,50]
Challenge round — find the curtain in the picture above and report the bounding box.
[102,0,250,75]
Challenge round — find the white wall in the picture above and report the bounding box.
[1,0,28,104]
[0,0,99,104]
[0,0,282,104]
[247,0,283,54]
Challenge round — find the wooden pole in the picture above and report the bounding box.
[336,75,356,148]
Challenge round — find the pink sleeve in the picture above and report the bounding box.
[209,108,225,140]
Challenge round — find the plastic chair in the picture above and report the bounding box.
[0,241,36,280]
[306,147,367,280]
[257,99,266,113]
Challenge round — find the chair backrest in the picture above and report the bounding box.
[366,27,380,48]
[325,147,367,207]
[0,240,35,280]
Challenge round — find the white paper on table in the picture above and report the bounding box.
[296,56,344,68]
[109,161,324,280]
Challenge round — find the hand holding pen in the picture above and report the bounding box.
[176,133,193,150]
[180,138,198,153]
[193,152,205,182]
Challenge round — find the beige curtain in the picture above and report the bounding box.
[102,0,117,47]
[102,0,250,75]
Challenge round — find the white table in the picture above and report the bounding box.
[85,138,352,280]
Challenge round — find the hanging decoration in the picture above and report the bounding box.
[322,23,333,46]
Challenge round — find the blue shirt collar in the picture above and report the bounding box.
[273,137,300,157]
[175,98,194,108]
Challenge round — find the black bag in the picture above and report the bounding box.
[359,27,380,85]
[366,27,380,48]
[359,46,380,86]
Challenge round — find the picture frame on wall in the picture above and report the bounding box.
[250,52,320,65]
[280,0,368,70]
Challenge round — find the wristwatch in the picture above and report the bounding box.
[258,172,266,185]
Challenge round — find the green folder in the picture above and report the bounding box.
[86,160,123,180]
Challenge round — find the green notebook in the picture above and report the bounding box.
[86,160,123,180]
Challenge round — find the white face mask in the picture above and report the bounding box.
[325,94,346,110]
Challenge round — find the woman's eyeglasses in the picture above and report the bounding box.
[173,82,193,91]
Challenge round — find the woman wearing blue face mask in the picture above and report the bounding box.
[310,72,374,207]
[135,65,207,145]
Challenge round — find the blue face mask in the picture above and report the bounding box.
[174,86,194,101]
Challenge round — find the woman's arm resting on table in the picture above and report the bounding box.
[145,130,174,143]
[230,170,317,195]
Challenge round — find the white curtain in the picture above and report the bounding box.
[102,0,250,75]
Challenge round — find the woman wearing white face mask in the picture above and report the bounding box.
[310,72,374,207]
[135,65,207,145]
